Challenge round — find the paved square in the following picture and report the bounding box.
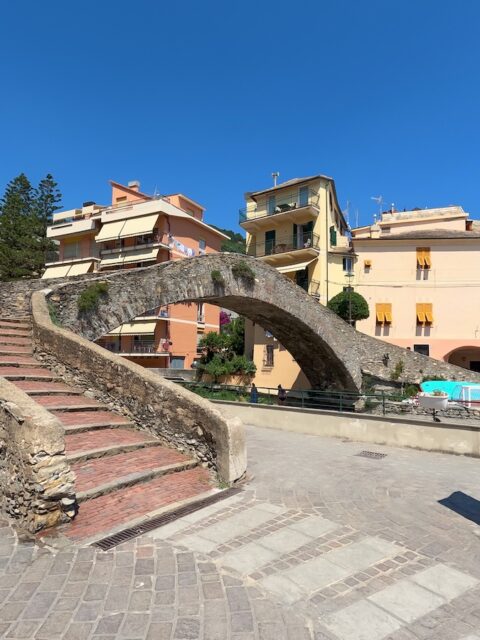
[1,424,480,639]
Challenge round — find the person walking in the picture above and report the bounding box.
[277,384,287,406]
[250,382,258,404]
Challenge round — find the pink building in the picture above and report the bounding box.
[352,206,480,372]
[44,180,228,371]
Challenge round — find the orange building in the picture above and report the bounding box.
[43,180,227,371]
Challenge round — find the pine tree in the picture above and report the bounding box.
[33,174,62,266]
[0,173,62,280]
[0,174,36,280]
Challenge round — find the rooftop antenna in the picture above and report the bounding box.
[355,208,359,228]
[272,171,280,187]
[371,195,384,219]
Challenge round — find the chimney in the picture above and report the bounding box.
[128,180,140,192]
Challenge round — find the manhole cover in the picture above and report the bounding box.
[356,450,387,459]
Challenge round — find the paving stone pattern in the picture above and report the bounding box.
[1,425,480,638]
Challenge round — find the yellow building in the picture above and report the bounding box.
[240,174,352,389]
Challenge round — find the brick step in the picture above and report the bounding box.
[65,427,157,461]
[0,328,31,337]
[35,394,107,411]
[72,447,197,502]
[57,467,215,542]
[0,316,31,322]
[0,356,40,367]
[63,422,136,435]
[0,345,32,356]
[2,368,59,381]
[53,409,132,429]
[0,321,31,331]
[13,380,83,395]
[0,336,32,346]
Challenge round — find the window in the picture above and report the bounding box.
[63,242,80,259]
[267,196,276,215]
[264,344,274,367]
[170,356,185,369]
[196,332,204,352]
[199,239,206,255]
[264,230,276,255]
[197,303,205,323]
[376,303,392,325]
[414,344,430,356]
[116,196,127,203]
[416,303,433,325]
[135,234,153,246]
[329,226,337,247]
[342,257,353,272]
[416,248,431,269]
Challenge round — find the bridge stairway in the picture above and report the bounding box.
[0,317,217,543]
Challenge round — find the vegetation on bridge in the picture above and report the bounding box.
[77,282,109,313]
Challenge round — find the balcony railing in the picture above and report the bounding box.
[137,305,170,318]
[250,232,320,258]
[239,189,320,224]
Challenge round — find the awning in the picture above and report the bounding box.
[95,214,159,243]
[42,264,73,279]
[66,261,95,276]
[99,248,159,269]
[276,259,316,274]
[108,320,157,336]
[121,214,159,239]
[95,220,126,243]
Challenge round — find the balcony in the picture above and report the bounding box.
[137,306,170,319]
[239,189,320,230]
[101,342,169,356]
[47,217,98,239]
[250,232,320,265]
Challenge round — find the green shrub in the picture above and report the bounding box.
[47,302,62,327]
[404,384,419,397]
[231,261,255,284]
[327,290,369,323]
[77,282,109,313]
[390,359,405,381]
[211,269,225,286]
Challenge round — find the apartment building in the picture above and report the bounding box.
[241,174,353,388]
[352,206,480,372]
[43,180,227,370]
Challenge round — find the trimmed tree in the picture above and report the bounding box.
[327,290,369,324]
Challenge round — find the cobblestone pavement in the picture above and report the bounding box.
[1,425,480,639]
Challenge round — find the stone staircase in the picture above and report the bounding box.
[0,317,217,543]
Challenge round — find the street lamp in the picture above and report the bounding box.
[345,269,354,326]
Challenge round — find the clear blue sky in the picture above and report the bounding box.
[1,0,479,230]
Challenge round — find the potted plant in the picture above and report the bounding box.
[418,389,449,411]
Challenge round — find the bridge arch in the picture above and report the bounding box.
[49,254,363,392]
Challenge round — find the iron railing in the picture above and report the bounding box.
[250,232,320,258]
[239,189,320,224]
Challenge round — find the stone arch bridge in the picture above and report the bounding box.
[47,253,478,392]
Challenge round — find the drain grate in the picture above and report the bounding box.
[92,486,242,551]
[356,450,387,460]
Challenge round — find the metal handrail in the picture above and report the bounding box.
[239,188,320,223]
[251,232,320,258]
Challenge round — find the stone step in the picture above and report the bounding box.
[35,394,108,412]
[13,380,83,395]
[53,409,132,429]
[0,336,32,346]
[57,468,216,543]
[63,422,136,435]
[2,368,60,381]
[0,356,40,367]
[72,447,198,502]
[65,427,158,461]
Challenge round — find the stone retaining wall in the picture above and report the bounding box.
[216,401,480,458]
[31,290,246,484]
[0,378,75,532]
